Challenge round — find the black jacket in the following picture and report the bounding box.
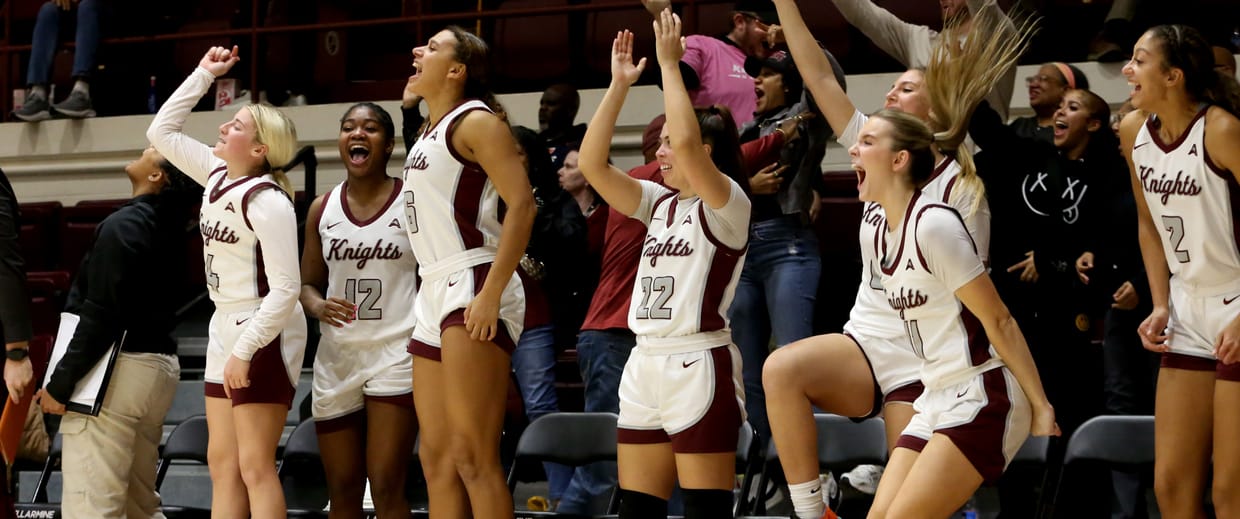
[0,169,31,346]
[45,194,188,402]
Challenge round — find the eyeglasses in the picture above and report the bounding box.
[1025,74,1064,86]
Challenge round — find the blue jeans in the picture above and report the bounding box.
[557,329,633,516]
[27,0,100,85]
[729,217,821,441]
[512,324,572,500]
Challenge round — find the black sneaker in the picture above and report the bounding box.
[13,93,51,122]
[52,90,96,118]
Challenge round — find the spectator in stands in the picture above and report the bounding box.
[730,46,839,442]
[642,0,778,128]
[829,0,1017,120]
[539,84,587,171]
[13,0,101,121]
[1086,0,1141,61]
[1215,41,1238,78]
[1009,62,1089,144]
[0,167,31,519]
[148,45,307,519]
[299,102,419,519]
[36,146,199,518]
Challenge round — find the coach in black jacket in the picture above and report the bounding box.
[0,168,31,518]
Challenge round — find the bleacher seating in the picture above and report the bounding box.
[17,201,61,272]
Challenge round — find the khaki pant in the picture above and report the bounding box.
[60,352,179,519]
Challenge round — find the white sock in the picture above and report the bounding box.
[72,80,89,95]
[30,85,47,99]
[789,479,826,519]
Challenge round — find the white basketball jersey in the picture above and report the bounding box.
[879,192,1001,390]
[317,180,419,344]
[401,100,503,278]
[628,180,750,354]
[1133,109,1240,293]
[847,159,991,341]
[199,168,288,306]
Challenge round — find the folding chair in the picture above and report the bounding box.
[1047,415,1155,518]
[506,412,618,517]
[279,419,328,517]
[30,433,61,503]
[750,414,887,516]
[733,422,762,518]
[156,415,211,519]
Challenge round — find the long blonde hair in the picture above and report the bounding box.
[924,4,1037,216]
[246,103,298,195]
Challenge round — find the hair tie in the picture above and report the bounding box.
[1053,62,1076,89]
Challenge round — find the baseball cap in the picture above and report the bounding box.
[745,46,847,94]
[733,0,778,25]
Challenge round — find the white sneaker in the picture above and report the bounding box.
[841,464,883,495]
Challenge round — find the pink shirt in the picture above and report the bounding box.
[681,34,755,128]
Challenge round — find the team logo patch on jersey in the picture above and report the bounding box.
[905,259,915,271]
[682,213,693,225]
[1189,144,1199,156]
[388,218,401,229]
[225,202,236,213]
[428,131,439,141]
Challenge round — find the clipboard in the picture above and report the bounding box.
[41,313,124,416]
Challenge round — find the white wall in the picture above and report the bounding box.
[6,58,1234,205]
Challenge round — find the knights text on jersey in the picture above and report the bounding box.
[1133,108,1240,294]
[878,192,1001,390]
[401,99,504,278]
[199,168,287,306]
[628,179,750,354]
[317,180,419,344]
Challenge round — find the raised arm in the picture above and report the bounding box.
[454,110,535,342]
[1120,110,1171,353]
[579,30,647,217]
[654,10,733,209]
[830,0,931,67]
[146,46,238,185]
[772,0,856,139]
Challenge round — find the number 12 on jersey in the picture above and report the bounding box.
[636,276,674,320]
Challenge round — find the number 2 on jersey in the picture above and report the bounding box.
[344,278,383,320]
[637,276,674,320]
[1161,215,1190,263]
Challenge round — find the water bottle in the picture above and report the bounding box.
[147,76,158,114]
[961,496,979,519]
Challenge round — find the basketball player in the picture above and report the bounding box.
[579,16,751,518]
[300,103,417,519]
[147,45,306,518]
[1119,24,1240,517]
[762,1,1001,516]
[403,27,535,519]
[856,109,1058,519]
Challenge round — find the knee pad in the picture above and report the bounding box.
[618,488,668,519]
[682,488,733,518]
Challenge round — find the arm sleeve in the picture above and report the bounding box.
[971,0,1017,121]
[146,67,226,186]
[402,105,424,153]
[830,0,933,67]
[699,180,752,250]
[232,189,301,360]
[679,37,706,90]
[0,179,30,345]
[627,180,674,227]
[740,131,785,173]
[968,101,1024,179]
[44,216,142,402]
[920,208,986,291]
[836,110,868,150]
[946,185,992,265]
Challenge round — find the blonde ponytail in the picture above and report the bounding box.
[246,103,299,196]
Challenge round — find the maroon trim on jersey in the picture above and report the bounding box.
[443,105,491,170]
[617,427,670,444]
[912,204,975,273]
[697,203,747,254]
[664,196,679,230]
[315,409,366,434]
[669,346,743,453]
[408,339,441,361]
[1147,107,1209,154]
[700,245,744,331]
[341,177,404,228]
[962,306,991,368]
[880,191,923,276]
[941,175,959,203]
[208,172,264,204]
[453,166,488,249]
[311,190,329,232]
[925,157,955,192]
[422,99,481,140]
[365,393,415,408]
[208,165,228,181]
[1227,170,1240,263]
[937,367,1013,483]
[241,183,285,231]
[895,434,928,453]
[228,336,295,408]
[255,241,269,297]
[884,380,925,406]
